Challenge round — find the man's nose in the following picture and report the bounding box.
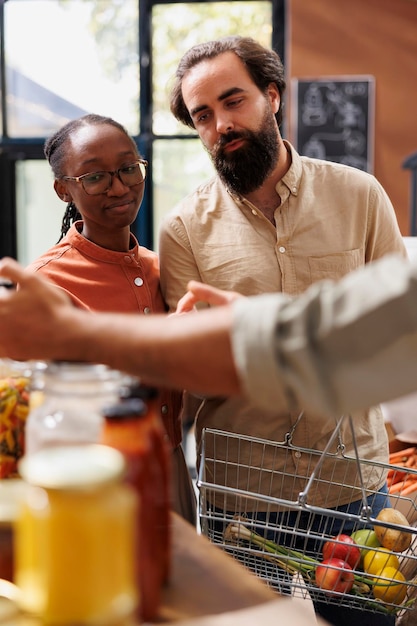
[215,112,234,135]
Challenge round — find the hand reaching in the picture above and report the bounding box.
[0,257,74,361]
[176,280,244,314]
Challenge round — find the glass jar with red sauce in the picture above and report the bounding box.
[100,384,171,623]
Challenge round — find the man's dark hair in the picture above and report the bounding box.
[170,36,286,129]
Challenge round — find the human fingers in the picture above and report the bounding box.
[0,275,73,362]
[175,281,224,314]
[186,281,244,306]
[0,259,71,312]
[175,289,199,314]
[0,257,27,288]
[175,281,245,314]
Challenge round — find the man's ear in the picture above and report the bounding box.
[267,83,280,116]
[54,179,72,202]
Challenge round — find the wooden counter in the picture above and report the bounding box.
[0,512,327,625]
[158,513,276,622]
[156,513,326,625]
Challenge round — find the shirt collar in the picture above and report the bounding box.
[279,140,302,197]
[70,221,141,264]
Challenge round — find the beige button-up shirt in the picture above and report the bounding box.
[159,142,407,509]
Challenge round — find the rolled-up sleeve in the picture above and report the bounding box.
[232,294,291,411]
[231,254,417,417]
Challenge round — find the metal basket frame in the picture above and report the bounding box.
[198,416,417,616]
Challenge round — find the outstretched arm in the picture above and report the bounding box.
[0,258,241,396]
[1,254,417,415]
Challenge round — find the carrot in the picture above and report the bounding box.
[405,455,417,468]
[387,468,407,481]
[389,471,417,490]
[389,447,416,463]
[389,481,408,494]
[400,480,417,496]
[389,456,412,467]
[389,458,410,468]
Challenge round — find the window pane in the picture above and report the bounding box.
[16,160,63,265]
[152,1,272,135]
[153,139,214,247]
[4,0,139,138]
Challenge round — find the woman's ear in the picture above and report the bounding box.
[54,179,72,202]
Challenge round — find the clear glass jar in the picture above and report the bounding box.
[15,444,139,624]
[25,362,127,456]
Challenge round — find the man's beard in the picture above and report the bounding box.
[210,107,280,196]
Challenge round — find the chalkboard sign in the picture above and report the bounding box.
[291,76,375,173]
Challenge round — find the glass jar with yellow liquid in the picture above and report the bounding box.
[15,445,139,624]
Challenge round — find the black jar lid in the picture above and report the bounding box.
[102,398,147,420]
[119,383,159,402]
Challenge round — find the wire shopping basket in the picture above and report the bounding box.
[198,416,417,617]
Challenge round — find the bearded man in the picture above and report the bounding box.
[159,36,406,626]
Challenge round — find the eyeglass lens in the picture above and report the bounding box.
[82,162,146,195]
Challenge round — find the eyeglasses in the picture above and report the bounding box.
[62,160,148,195]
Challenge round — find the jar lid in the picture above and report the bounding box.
[102,398,147,420]
[30,361,128,392]
[18,445,126,490]
[119,383,159,401]
[0,359,45,379]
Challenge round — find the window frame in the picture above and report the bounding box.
[0,0,286,256]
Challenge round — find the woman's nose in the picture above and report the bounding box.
[107,173,129,195]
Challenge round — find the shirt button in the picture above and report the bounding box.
[124,256,132,263]
[161,404,168,414]
[292,187,297,193]
[294,451,301,459]
[134,277,144,286]
[279,246,286,253]
[143,306,151,314]
[251,209,257,216]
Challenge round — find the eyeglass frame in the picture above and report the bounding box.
[61,159,148,195]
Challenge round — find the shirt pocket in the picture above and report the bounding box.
[308,248,363,282]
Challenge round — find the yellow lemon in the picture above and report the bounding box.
[372,566,407,604]
[363,547,400,576]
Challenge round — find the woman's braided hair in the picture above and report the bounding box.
[44,114,139,243]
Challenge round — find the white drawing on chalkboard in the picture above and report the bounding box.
[299,81,369,170]
[301,83,365,130]
[301,85,328,126]
[302,129,367,170]
[326,88,366,130]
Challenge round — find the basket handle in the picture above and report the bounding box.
[285,410,346,456]
[297,414,372,520]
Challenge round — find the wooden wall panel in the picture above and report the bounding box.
[287,0,417,234]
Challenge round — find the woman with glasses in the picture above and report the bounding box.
[27,113,196,526]
[30,113,156,314]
